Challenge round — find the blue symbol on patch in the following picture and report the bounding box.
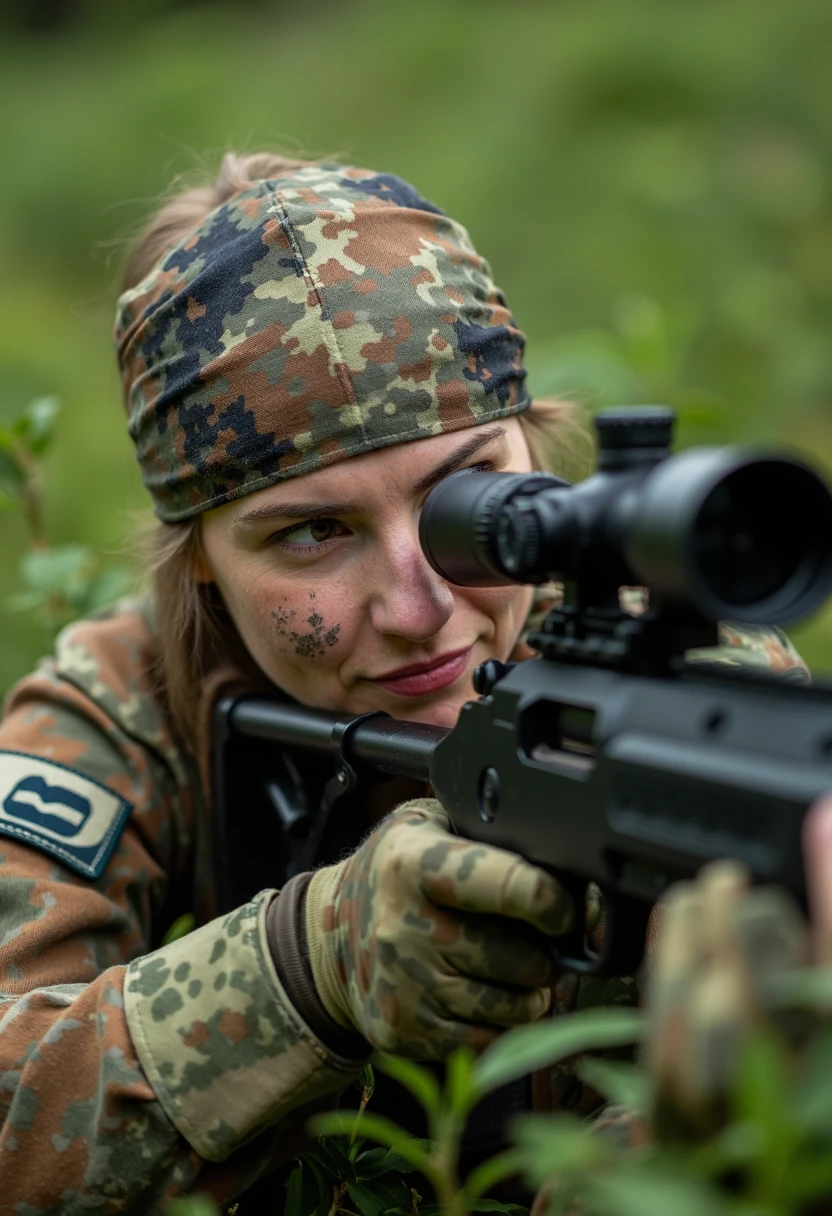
[0,751,133,881]
[3,776,92,837]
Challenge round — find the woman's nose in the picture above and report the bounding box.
[367,531,455,642]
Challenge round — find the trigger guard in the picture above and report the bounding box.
[549,876,652,978]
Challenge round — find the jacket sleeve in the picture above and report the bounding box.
[0,668,363,1212]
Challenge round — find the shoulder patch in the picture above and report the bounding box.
[0,751,132,880]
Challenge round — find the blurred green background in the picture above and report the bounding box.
[2,0,832,694]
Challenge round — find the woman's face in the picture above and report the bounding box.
[196,418,535,729]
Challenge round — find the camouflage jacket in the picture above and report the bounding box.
[0,595,809,1211]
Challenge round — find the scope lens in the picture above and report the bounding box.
[691,461,832,617]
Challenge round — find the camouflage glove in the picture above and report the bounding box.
[646,861,810,1142]
[304,797,575,1058]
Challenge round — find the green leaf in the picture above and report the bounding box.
[511,1113,613,1188]
[788,1150,832,1206]
[283,1165,306,1216]
[576,1058,649,1114]
[690,1120,765,1179]
[474,1008,645,1096]
[793,1023,832,1133]
[306,1156,335,1215]
[20,545,93,595]
[346,1177,410,1216]
[375,1053,441,1117]
[20,396,61,455]
[733,1031,791,1138]
[309,1112,430,1175]
[5,590,50,614]
[161,913,196,945]
[469,1200,528,1213]
[311,1134,357,1182]
[584,1167,731,1216]
[284,1158,331,1216]
[731,1031,800,1204]
[446,1044,478,1118]
[83,562,133,612]
[0,447,25,496]
[164,1196,221,1216]
[354,1145,388,1176]
[464,1149,524,1201]
[768,964,832,1008]
[358,1062,376,1099]
[357,1141,434,1180]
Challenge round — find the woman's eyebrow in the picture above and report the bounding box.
[232,426,508,531]
[410,426,507,496]
[232,499,359,532]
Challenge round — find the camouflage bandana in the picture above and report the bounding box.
[115,164,530,522]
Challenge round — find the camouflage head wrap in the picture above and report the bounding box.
[115,164,530,522]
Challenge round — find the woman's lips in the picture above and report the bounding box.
[372,647,472,697]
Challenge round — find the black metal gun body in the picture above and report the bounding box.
[430,658,832,972]
[216,662,832,976]
[212,407,832,976]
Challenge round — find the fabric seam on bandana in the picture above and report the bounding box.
[271,189,362,432]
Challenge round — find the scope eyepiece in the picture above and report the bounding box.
[418,470,569,586]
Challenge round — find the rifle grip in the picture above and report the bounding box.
[550,875,652,978]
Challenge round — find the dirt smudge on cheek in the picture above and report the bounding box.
[271,592,342,659]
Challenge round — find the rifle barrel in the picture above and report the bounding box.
[228,699,446,782]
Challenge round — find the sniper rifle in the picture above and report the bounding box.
[213,407,832,977]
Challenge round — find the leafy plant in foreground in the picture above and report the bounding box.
[510,968,832,1216]
[1,397,132,638]
[311,1009,645,1216]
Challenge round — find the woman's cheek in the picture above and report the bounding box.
[472,584,534,649]
[268,589,346,662]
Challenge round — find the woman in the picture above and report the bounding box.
[0,152,806,1211]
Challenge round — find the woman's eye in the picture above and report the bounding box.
[272,518,346,550]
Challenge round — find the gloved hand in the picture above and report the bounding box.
[304,797,575,1058]
[646,860,810,1141]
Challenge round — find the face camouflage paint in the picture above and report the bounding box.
[115,164,530,522]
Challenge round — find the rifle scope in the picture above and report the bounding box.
[419,407,832,626]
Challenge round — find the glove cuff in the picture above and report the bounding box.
[305,861,360,1034]
[267,873,369,1059]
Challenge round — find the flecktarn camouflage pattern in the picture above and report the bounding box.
[646,860,809,1142]
[124,889,366,1162]
[0,601,363,1210]
[0,593,811,1210]
[305,798,572,1059]
[115,164,529,521]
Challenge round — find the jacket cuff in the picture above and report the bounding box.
[123,888,366,1162]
